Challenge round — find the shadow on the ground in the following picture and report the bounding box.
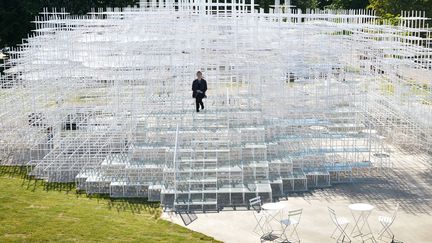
[0,165,30,178]
[104,196,161,217]
[178,211,198,225]
[0,166,161,217]
[290,151,432,215]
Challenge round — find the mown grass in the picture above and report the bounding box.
[0,166,220,242]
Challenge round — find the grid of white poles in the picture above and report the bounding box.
[0,0,430,211]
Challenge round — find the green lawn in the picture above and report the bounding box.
[0,166,219,242]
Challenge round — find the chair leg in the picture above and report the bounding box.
[361,233,377,243]
[290,224,300,242]
[278,223,288,241]
[382,227,394,239]
[338,234,351,243]
[331,226,338,239]
[280,224,300,243]
[377,222,385,239]
[253,217,265,235]
[336,225,351,243]
[387,228,394,238]
[378,222,393,240]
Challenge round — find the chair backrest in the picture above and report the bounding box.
[249,196,261,206]
[288,208,303,223]
[391,203,399,221]
[249,196,262,212]
[328,207,337,224]
[328,207,345,229]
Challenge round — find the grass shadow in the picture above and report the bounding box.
[1,165,161,217]
[0,165,29,179]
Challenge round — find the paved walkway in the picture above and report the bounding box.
[162,147,432,242]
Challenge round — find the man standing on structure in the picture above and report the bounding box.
[192,71,207,112]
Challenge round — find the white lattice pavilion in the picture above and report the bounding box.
[0,0,431,212]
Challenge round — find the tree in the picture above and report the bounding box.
[281,0,369,11]
[368,0,432,18]
[326,0,369,9]
[290,0,320,10]
[0,0,138,48]
[0,0,35,48]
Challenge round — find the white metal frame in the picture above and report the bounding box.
[0,0,430,211]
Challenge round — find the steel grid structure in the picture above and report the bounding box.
[0,0,431,212]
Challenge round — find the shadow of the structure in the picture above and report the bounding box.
[296,149,432,215]
[105,197,161,216]
[0,165,161,216]
[177,211,198,226]
[0,165,29,178]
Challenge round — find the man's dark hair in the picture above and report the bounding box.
[197,71,202,75]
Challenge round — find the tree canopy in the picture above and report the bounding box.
[0,0,138,48]
[368,0,431,18]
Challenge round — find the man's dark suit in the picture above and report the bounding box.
[192,79,207,112]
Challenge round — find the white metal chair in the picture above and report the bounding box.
[279,209,302,243]
[251,196,266,236]
[377,203,399,240]
[328,207,351,243]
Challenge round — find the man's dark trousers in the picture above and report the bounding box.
[196,94,204,112]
